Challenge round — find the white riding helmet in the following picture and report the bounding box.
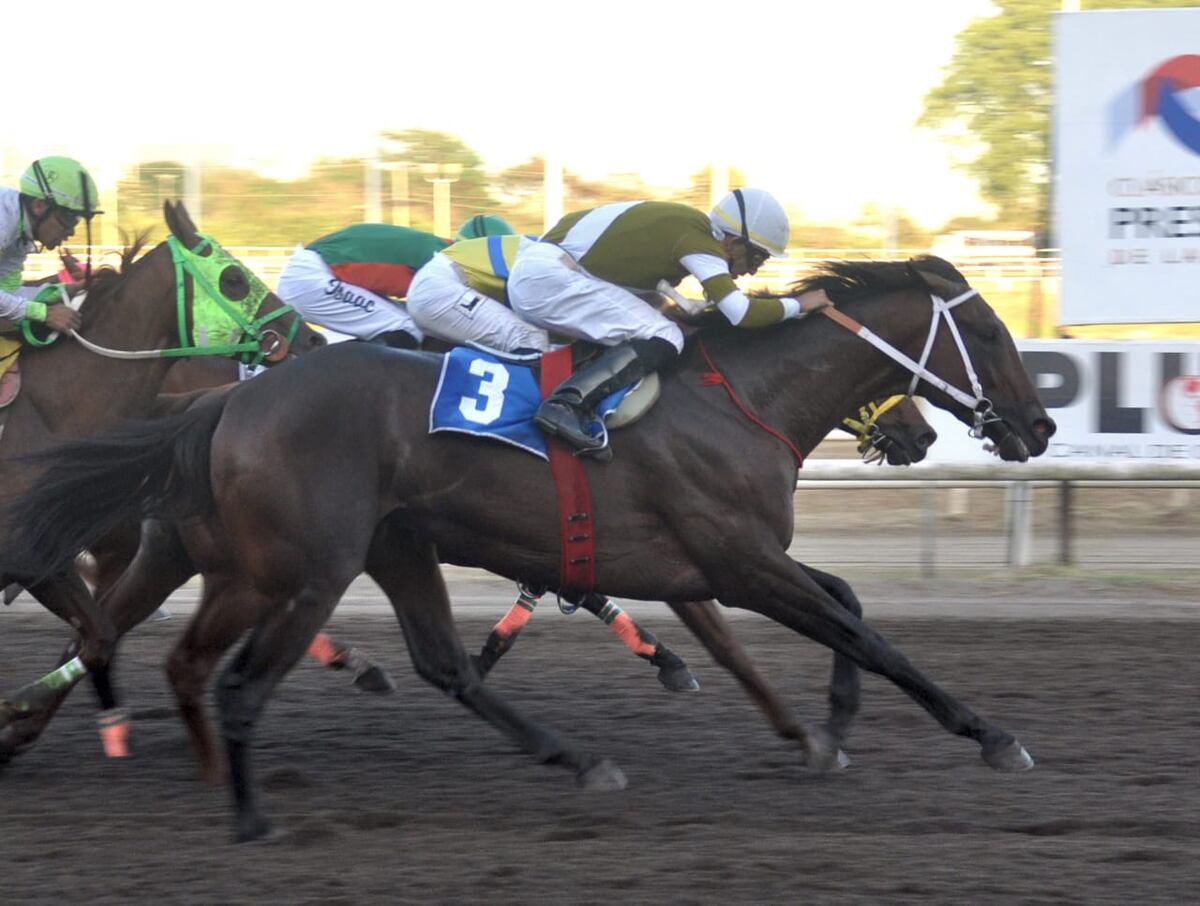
[710,187,789,259]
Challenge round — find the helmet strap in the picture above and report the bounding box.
[20,195,54,251]
[732,188,750,246]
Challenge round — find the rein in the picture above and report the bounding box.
[697,338,805,466]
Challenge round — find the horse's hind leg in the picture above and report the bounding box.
[668,599,810,746]
[576,593,699,692]
[165,574,270,785]
[214,583,345,843]
[365,523,623,790]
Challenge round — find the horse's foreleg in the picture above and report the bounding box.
[668,599,807,743]
[578,594,699,692]
[80,519,200,757]
[731,554,1032,772]
[0,572,115,762]
[365,525,623,790]
[796,564,863,747]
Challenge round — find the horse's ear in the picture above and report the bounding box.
[905,260,933,292]
[165,200,202,250]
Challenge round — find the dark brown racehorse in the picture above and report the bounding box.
[7,258,1054,842]
[0,201,323,753]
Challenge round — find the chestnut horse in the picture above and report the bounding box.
[7,258,1053,841]
[0,201,323,753]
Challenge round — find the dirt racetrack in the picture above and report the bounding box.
[1,571,1197,905]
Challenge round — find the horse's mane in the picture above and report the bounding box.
[84,232,154,300]
[784,255,969,303]
[684,255,974,354]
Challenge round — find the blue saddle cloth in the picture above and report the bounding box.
[429,347,629,459]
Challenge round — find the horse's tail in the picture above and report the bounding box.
[3,393,229,582]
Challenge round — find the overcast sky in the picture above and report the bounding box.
[11,0,997,226]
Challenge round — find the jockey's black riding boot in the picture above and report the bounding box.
[375,329,421,350]
[535,338,674,452]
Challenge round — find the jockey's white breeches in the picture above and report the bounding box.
[277,245,422,343]
[406,252,549,353]
[507,242,684,352]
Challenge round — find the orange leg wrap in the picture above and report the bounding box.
[494,595,537,638]
[608,609,657,658]
[98,708,131,758]
[307,632,343,666]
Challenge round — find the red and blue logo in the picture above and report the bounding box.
[1109,55,1200,156]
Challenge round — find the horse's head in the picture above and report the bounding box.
[801,258,1055,463]
[842,396,937,465]
[163,201,325,364]
[900,258,1055,462]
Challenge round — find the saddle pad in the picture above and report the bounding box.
[429,347,632,458]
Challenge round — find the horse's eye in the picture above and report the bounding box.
[219,266,250,301]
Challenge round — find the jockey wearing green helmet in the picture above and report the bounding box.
[1,156,99,333]
[455,214,515,241]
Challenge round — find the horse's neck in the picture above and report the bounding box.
[702,292,927,456]
[18,244,181,434]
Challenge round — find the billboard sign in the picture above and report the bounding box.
[919,340,1200,463]
[1055,9,1200,325]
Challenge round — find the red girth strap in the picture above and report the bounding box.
[539,347,596,595]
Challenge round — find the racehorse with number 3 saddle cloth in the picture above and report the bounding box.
[6,256,1055,843]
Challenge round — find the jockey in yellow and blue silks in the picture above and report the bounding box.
[1,157,99,405]
[407,231,550,354]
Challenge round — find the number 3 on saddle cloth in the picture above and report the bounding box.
[429,346,660,458]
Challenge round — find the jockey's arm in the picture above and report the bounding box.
[679,252,832,328]
[0,284,46,323]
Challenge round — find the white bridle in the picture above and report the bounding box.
[821,287,1004,440]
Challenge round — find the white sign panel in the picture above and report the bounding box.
[920,340,1200,463]
[1055,9,1200,325]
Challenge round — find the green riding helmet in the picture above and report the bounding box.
[455,214,514,240]
[20,156,103,218]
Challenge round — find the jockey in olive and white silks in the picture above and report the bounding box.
[407,234,550,354]
[506,189,833,455]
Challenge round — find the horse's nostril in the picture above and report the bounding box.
[1034,418,1056,439]
[919,431,937,449]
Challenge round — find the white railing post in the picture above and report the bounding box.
[1006,480,1034,567]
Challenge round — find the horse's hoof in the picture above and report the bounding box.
[983,739,1035,772]
[657,665,700,693]
[577,758,627,791]
[804,727,849,773]
[352,665,397,695]
[233,813,275,843]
